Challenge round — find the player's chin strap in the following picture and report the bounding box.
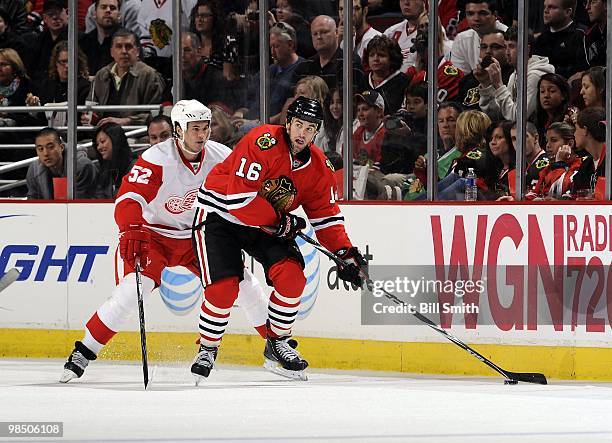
[176,134,208,156]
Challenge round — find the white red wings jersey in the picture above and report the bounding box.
[383,20,417,72]
[196,124,352,253]
[115,138,231,239]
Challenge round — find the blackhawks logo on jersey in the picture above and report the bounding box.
[535,158,550,170]
[255,132,277,150]
[466,149,482,160]
[149,19,172,49]
[259,175,297,212]
[443,65,459,77]
[325,158,335,172]
[463,87,480,107]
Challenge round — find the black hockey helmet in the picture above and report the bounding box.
[286,96,324,130]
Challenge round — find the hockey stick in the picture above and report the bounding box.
[0,268,20,293]
[134,260,149,390]
[296,232,547,385]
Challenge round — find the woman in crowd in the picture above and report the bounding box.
[0,48,36,128]
[362,35,408,115]
[437,110,498,200]
[25,41,90,125]
[486,120,516,199]
[322,87,344,154]
[525,122,580,200]
[93,123,134,199]
[579,66,605,109]
[189,0,225,67]
[571,106,606,199]
[409,110,492,200]
[534,73,576,142]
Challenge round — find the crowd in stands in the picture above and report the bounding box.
[0,0,607,201]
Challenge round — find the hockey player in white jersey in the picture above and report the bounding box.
[60,100,269,383]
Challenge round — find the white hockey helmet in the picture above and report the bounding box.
[170,99,212,136]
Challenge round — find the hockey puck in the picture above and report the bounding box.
[504,379,518,385]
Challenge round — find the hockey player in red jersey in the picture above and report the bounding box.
[60,100,270,383]
[192,96,367,381]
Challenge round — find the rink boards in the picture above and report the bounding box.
[0,201,611,380]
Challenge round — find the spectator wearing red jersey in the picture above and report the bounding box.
[406,15,463,104]
[525,122,579,200]
[353,89,385,169]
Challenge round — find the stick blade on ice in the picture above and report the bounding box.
[0,268,20,293]
[507,371,548,385]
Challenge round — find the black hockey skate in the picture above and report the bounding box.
[191,344,218,385]
[59,341,97,383]
[263,336,308,381]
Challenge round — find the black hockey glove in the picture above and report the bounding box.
[336,247,367,288]
[272,213,306,240]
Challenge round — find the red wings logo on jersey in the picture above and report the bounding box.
[258,175,297,212]
[165,189,198,214]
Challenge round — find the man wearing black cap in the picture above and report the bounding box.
[191,96,367,383]
[27,0,68,80]
[352,89,388,199]
[353,89,386,168]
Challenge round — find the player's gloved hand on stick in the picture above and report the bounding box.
[270,213,306,240]
[119,225,151,269]
[336,247,367,288]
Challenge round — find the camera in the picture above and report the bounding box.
[480,55,494,69]
[247,10,259,21]
[410,26,428,54]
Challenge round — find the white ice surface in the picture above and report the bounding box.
[1,359,612,443]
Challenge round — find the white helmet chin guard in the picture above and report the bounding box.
[171,99,212,154]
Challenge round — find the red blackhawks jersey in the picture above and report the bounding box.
[114,138,231,239]
[406,59,463,103]
[196,124,352,253]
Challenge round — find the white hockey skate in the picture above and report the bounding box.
[191,345,218,386]
[263,336,308,381]
[60,341,97,383]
